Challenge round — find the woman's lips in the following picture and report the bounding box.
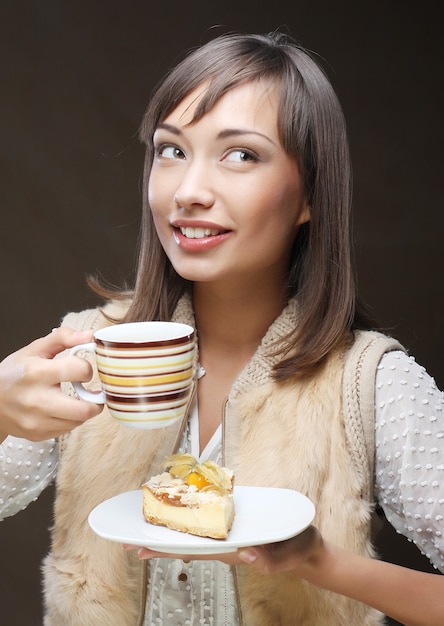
[172,225,232,250]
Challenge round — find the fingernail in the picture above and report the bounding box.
[239,549,257,563]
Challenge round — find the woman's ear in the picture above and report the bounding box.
[295,202,311,227]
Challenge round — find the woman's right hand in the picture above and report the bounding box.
[0,327,103,442]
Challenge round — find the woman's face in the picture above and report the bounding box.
[149,80,310,289]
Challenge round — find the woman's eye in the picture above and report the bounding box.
[156,145,185,160]
[224,149,257,163]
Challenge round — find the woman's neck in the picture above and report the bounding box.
[192,280,287,366]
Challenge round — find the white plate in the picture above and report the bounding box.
[88,486,315,555]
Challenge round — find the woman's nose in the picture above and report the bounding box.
[173,161,215,209]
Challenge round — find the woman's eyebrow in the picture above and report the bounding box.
[155,123,275,146]
[216,128,274,145]
[155,122,181,135]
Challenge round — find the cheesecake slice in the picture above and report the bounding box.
[142,453,235,539]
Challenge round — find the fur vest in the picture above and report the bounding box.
[42,294,403,625]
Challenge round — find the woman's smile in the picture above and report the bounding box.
[172,220,232,251]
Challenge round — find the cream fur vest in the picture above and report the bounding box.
[42,294,403,625]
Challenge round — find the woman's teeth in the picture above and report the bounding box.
[180,226,221,238]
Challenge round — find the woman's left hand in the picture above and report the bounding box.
[123,525,321,570]
[124,543,244,565]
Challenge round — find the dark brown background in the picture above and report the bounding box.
[0,1,442,624]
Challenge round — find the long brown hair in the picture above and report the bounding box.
[92,31,376,379]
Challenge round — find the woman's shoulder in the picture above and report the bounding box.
[343,329,406,386]
[351,329,405,355]
[60,298,132,332]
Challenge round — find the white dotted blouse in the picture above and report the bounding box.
[0,438,57,517]
[374,351,444,571]
[1,350,443,578]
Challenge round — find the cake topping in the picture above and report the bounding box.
[161,453,234,494]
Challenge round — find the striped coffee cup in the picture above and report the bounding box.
[70,321,195,429]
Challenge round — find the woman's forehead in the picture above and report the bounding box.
[162,79,280,128]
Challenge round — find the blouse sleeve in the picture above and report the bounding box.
[374,350,444,572]
[0,436,58,520]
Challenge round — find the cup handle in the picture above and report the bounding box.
[69,342,106,404]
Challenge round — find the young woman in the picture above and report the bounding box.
[0,32,443,625]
